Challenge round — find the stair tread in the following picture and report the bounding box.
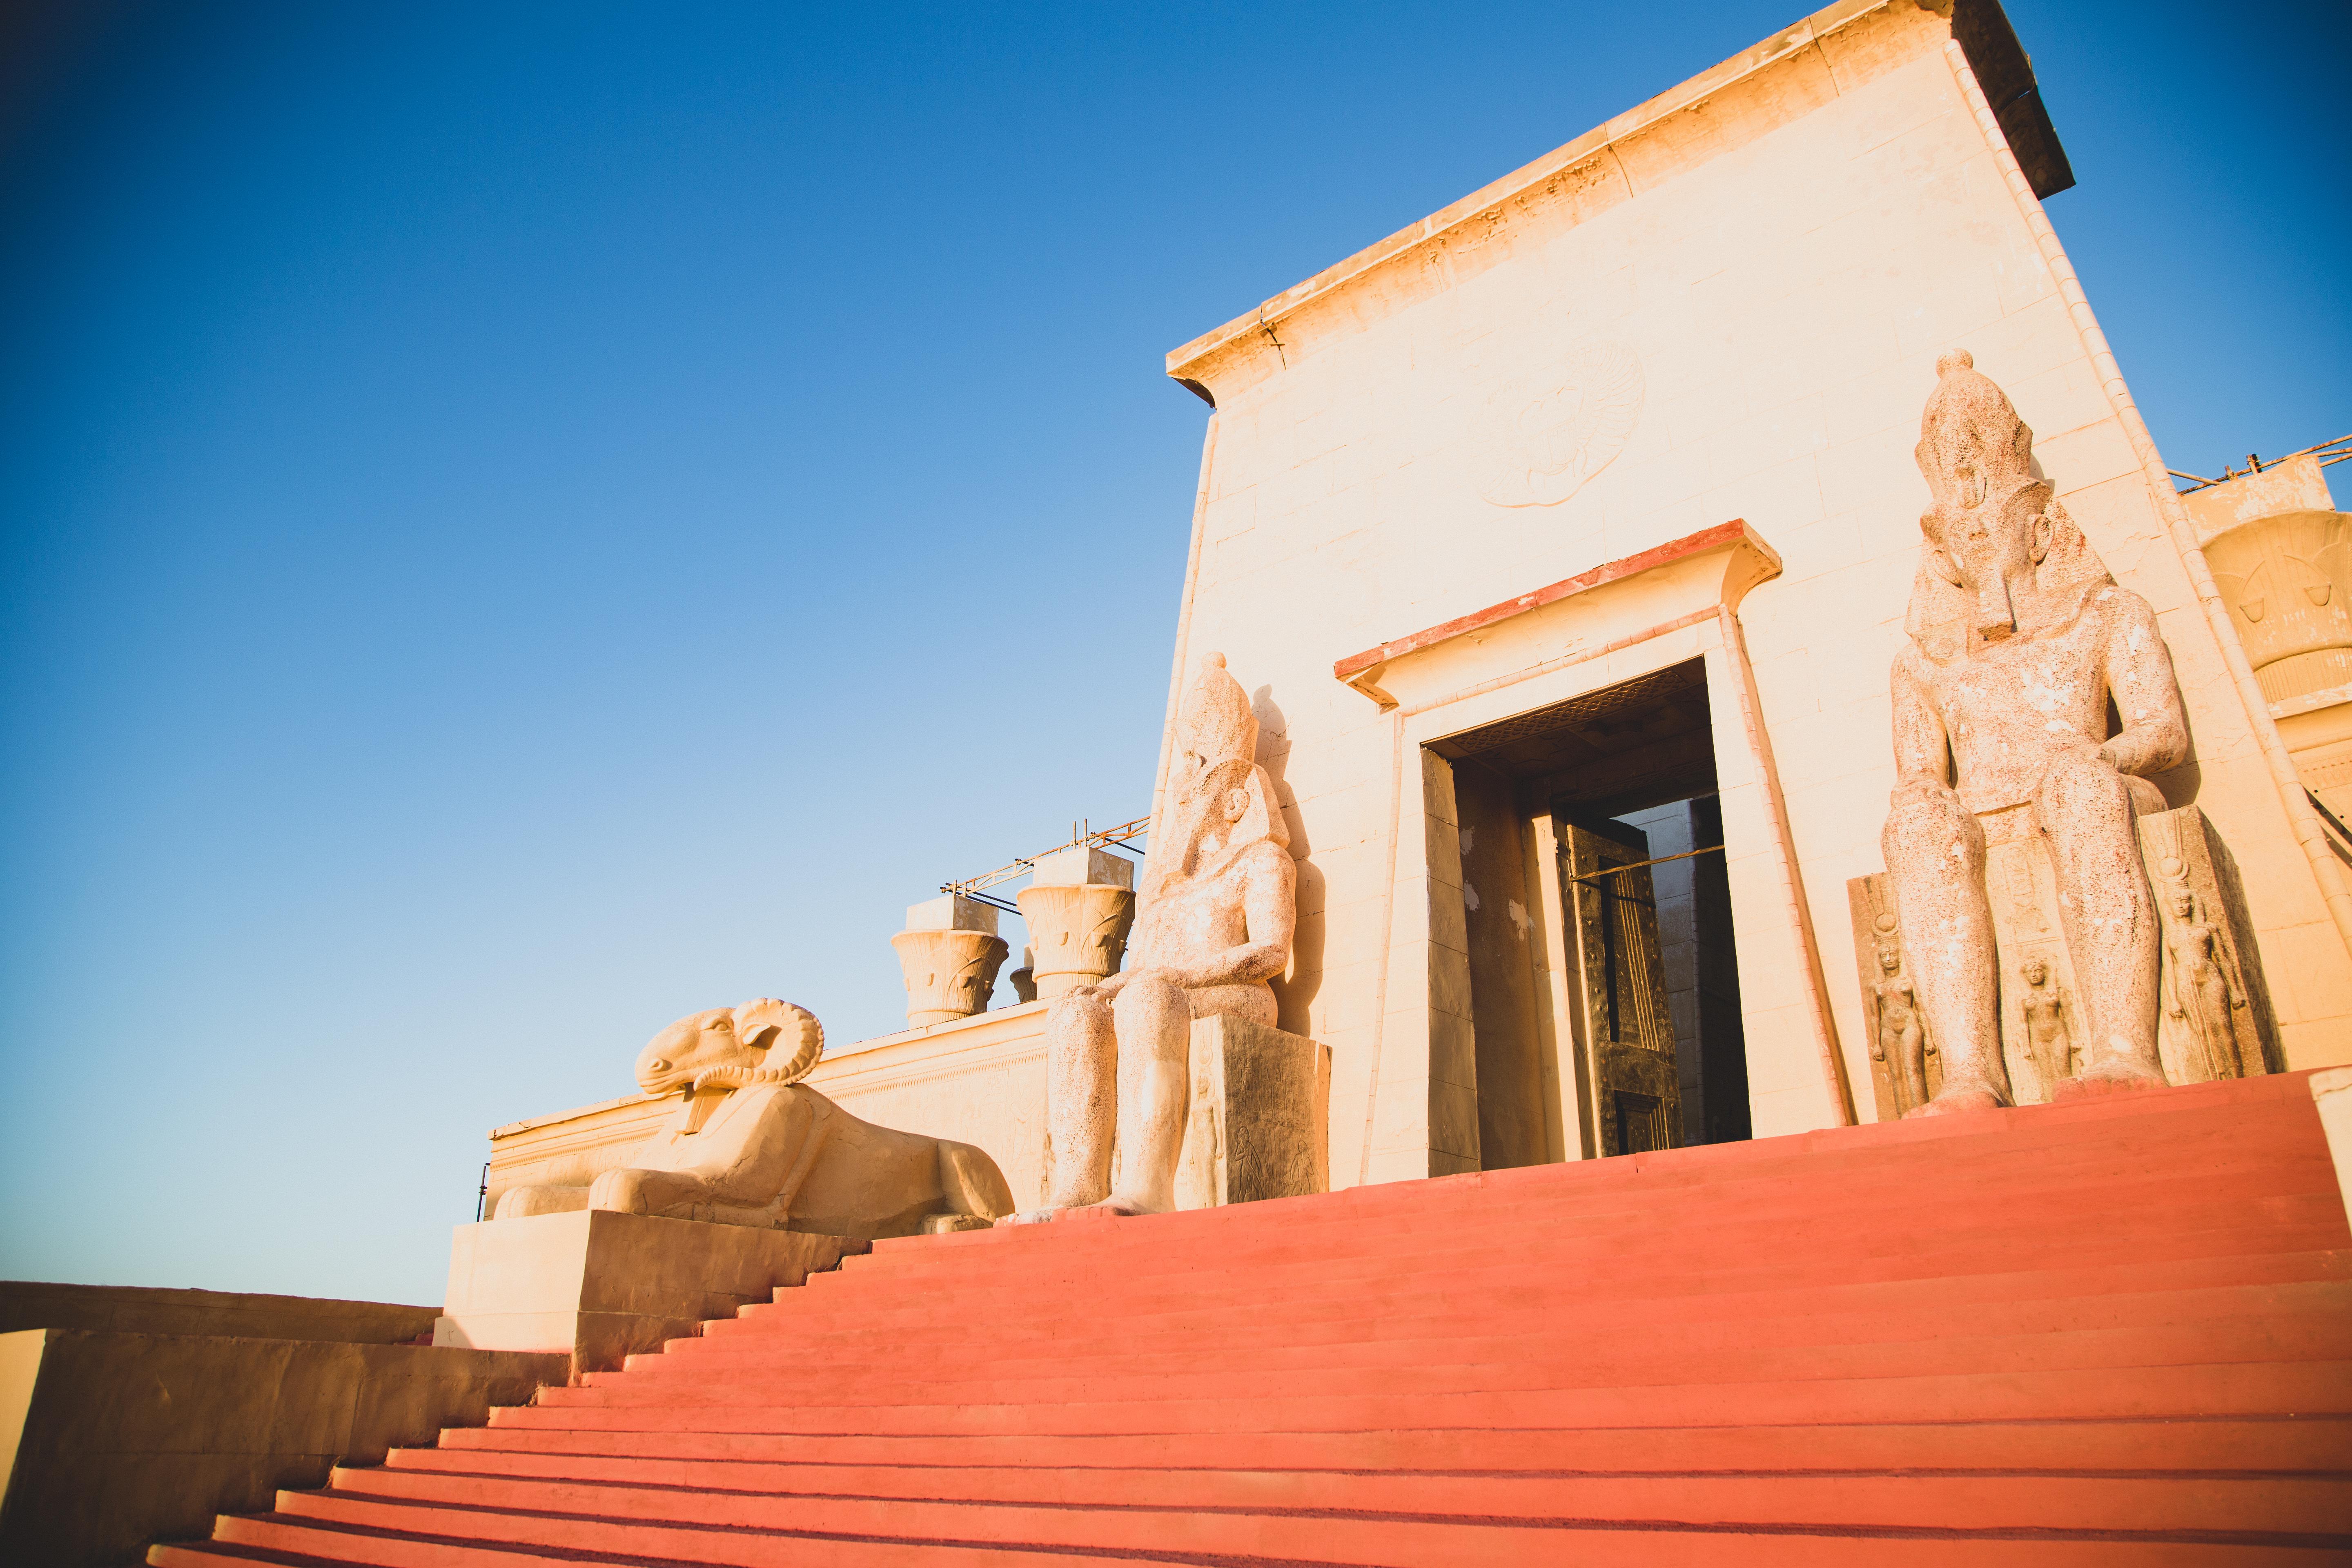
[354,1452,2352,1534]
[281,1474,2352,1559]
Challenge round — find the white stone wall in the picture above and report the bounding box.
[1154,0,2350,1178]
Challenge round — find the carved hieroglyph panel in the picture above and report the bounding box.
[1474,341,1645,508]
[1977,807,2087,1106]
[1174,1016,1329,1210]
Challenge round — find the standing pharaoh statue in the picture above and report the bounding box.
[1882,351,2188,1115]
[1009,653,1296,1221]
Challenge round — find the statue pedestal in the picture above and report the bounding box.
[1849,803,2275,1120]
[1175,1016,1330,1209]
[431,1211,863,1374]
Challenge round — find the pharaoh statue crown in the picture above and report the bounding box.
[1914,349,2038,520]
[1174,652,1259,796]
[1143,653,1287,905]
[1904,350,2111,656]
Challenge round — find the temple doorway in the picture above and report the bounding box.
[1430,658,1753,1166]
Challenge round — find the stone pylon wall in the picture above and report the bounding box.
[1149,0,2352,1180]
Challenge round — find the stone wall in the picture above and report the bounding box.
[1150,0,2351,1179]
[0,1286,563,1567]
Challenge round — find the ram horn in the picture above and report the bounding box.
[728,997,825,1085]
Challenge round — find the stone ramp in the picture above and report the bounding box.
[150,1071,2352,1564]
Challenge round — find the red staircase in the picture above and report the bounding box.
[153,1071,2352,1564]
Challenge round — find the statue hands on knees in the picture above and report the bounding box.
[497,998,1014,1239]
[1882,351,2188,1116]
[1008,653,1296,1223]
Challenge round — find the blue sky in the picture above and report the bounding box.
[4,1,2345,1306]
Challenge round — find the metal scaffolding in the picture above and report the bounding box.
[2169,433,2350,493]
[941,814,1152,911]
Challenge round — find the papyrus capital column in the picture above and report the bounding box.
[1014,846,1136,1002]
[2187,456,2352,824]
[892,893,1009,1028]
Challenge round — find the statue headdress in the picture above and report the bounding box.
[1914,349,2038,526]
[1172,653,1258,802]
[1905,350,2110,658]
[1144,654,1288,902]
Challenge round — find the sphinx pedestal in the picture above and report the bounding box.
[432,1210,863,1374]
[1174,1016,1330,1209]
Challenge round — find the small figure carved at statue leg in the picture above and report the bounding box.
[2163,889,2246,1082]
[2017,956,2073,1101]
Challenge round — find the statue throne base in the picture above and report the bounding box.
[1849,803,2275,1120]
[1172,1016,1330,1210]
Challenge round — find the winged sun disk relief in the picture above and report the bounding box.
[1474,341,1646,509]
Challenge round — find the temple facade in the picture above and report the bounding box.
[481,0,2352,1216]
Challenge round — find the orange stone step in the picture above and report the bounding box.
[633,1279,2352,1381]
[360,1447,2352,1537]
[665,1250,2350,1364]
[549,1318,2352,1413]
[483,1359,2352,1437]
[430,1413,2352,1475]
[266,1472,2352,1567]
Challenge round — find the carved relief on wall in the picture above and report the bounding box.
[1474,341,1645,508]
[1846,878,1940,1120]
[2140,808,2270,1085]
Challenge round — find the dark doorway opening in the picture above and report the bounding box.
[1432,658,1752,1167]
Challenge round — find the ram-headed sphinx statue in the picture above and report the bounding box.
[497,998,1013,1239]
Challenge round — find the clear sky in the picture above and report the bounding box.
[4,1,2346,1307]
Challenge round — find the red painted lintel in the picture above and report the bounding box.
[1330,519,1774,685]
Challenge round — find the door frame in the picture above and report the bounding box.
[1333,521,1854,1179]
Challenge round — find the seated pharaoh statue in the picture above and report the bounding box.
[496,998,1014,1238]
[1010,652,1297,1221]
[1883,350,2189,1116]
